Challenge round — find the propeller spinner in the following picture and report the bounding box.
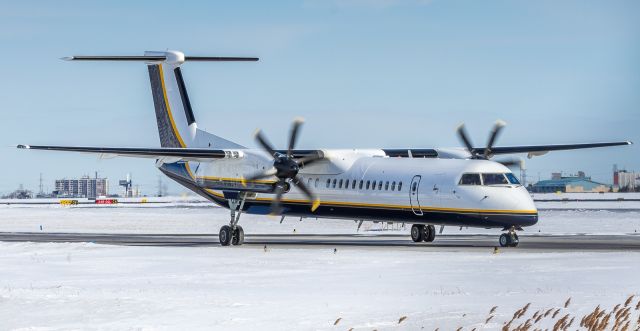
[245,118,324,214]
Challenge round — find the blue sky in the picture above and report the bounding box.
[1,0,638,195]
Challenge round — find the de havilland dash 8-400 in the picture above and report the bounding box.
[18,50,632,247]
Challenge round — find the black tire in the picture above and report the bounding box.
[411,224,424,242]
[421,225,430,242]
[509,233,519,247]
[425,225,436,242]
[499,233,510,247]
[219,225,232,246]
[232,226,244,245]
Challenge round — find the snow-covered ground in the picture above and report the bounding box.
[0,242,639,330]
[1,199,640,330]
[1,202,640,235]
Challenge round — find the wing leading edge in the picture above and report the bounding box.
[17,145,228,162]
[475,141,632,158]
[17,140,632,161]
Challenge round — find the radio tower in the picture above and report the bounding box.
[38,173,44,196]
[157,175,163,197]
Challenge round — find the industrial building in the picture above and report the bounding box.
[54,176,109,198]
[529,171,610,193]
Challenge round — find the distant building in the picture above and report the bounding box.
[54,176,109,198]
[530,172,610,193]
[2,185,33,199]
[613,165,640,192]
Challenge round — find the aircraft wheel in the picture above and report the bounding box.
[411,224,424,242]
[499,233,510,247]
[424,225,436,242]
[219,225,232,246]
[510,233,519,247]
[232,226,244,245]
[421,225,430,242]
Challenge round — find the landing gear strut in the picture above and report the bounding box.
[411,224,436,243]
[499,228,519,247]
[219,195,247,246]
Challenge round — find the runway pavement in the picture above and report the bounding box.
[0,232,639,251]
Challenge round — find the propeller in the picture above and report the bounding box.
[456,120,506,160]
[245,118,324,214]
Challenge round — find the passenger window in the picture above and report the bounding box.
[326,179,330,188]
[378,181,382,190]
[366,181,370,190]
[338,179,343,189]
[359,180,364,189]
[352,180,356,189]
[505,173,521,185]
[332,179,337,188]
[344,179,349,189]
[482,173,509,185]
[459,173,481,185]
[307,178,312,186]
[398,182,403,191]
[315,178,319,188]
[391,181,396,191]
[385,181,389,190]
[372,181,376,190]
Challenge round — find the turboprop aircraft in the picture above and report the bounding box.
[18,50,632,247]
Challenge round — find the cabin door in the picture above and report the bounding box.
[409,175,423,216]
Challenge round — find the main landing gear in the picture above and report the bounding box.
[499,227,519,247]
[410,224,436,243]
[219,196,246,246]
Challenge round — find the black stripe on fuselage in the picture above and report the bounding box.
[174,67,196,126]
[159,163,538,229]
[198,177,276,193]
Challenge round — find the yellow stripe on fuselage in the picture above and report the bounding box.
[158,64,187,148]
[197,175,276,184]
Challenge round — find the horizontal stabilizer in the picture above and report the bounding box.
[61,55,258,62]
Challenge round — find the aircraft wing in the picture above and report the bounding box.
[17,145,228,162]
[476,141,632,157]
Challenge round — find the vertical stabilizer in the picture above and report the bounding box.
[62,50,257,149]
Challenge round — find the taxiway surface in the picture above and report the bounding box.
[1,232,639,251]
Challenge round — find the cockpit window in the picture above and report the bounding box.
[459,173,481,185]
[482,173,509,185]
[505,173,521,185]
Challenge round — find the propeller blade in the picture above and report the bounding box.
[287,118,304,157]
[254,129,278,158]
[293,176,320,212]
[456,123,475,157]
[484,120,506,158]
[270,180,286,215]
[295,152,324,168]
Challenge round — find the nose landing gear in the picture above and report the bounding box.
[410,224,436,243]
[499,228,519,247]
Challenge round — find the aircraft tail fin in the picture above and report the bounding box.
[64,51,257,149]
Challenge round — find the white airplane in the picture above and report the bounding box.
[18,50,632,247]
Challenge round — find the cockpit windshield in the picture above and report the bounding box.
[458,173,521,186]
[459,173,481,185]
[482,173,509,185]
[505,173,521,185]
